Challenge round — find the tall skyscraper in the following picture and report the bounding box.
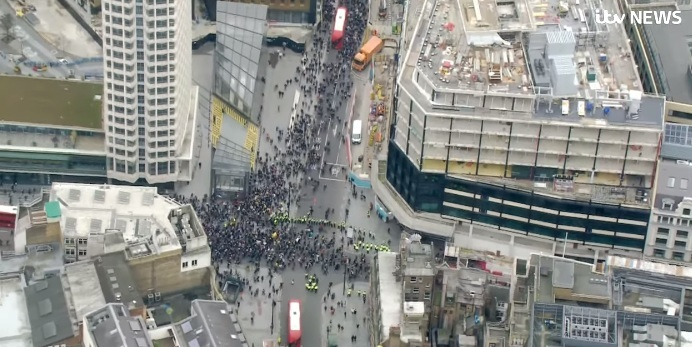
[102,0,197,184]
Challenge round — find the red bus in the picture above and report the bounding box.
[288,299,302,347]
[332,7,347,50]
[0,205,17,230]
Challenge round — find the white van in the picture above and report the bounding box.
[352,120,363,144]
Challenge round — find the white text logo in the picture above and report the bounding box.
[594,10,682,25]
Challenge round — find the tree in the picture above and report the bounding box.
[0,13,14,43]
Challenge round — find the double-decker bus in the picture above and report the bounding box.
[288,299,302,347]
[332,7,348,50]
[0,205,17,230]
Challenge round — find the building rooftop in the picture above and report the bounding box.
[653,160,692,210]
[532,254,609,304]
[94,252,143,310]
[50,183,208,258]
[640,9,692,105]
[85,303,153,347]
[0,76,103,130]
[64,260,107,321]
[400,0,665,128]
[24,275,76,347]
[662,123,692,161]
[174,300,249,347]
[377,252,403,344]
[0,275,32,347]
[402,240,435,276]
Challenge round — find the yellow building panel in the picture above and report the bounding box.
[211,97,224,148]
[212,95,259,170]
[422,159,445,172]
[448,161,476,175]
[478,164,505,177]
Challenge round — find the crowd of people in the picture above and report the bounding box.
[174,0,375,287]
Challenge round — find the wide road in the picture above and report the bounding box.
[0,1,72,77]
[281,46,401,347]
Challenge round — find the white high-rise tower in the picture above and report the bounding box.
[102,0,197,184]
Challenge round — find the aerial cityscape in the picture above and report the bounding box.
[0,0,691,346]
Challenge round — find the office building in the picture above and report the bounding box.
[384,0,665,250]
[528,254,692,347]
[209,2,267,196]
[0,76,107,184]
[618,2,692,123]
[48,183,212,294]
[102,0,199,184]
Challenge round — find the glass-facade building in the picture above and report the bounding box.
[213,2,267,122]
[210,2,268,196]
[387,141,650,251]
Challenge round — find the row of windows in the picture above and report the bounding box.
[387,142,649,249]
[442,205,644,249]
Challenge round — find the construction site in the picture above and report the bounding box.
[387,0,665,205]
[347,0,404,186]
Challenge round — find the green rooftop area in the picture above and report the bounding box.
[0,76,103,129]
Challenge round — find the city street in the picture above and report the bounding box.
[0,0,71,77]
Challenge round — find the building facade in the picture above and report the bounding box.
[102,0,198,184]
[209,2,267,196]
[385,0,665,250]
[645,159,692,263]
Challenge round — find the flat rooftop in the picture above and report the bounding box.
[532,254,610,304]
[0,76,103,129]
[401,0,665,128]
[0,276,32,347]
[641,9,692,105]
[64,261,107,321]
[377,252,403,343]
[50,183,207,257]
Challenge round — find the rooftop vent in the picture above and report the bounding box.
[142,192,155,206]
[117,191,131,205]
[68,189,82,202]
[94,190,106,204]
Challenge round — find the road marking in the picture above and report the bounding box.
[319,176,346,182]
[333,122,338,137]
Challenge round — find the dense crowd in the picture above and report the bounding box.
[175,0,374,287]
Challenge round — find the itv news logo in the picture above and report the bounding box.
[594,10,682,25]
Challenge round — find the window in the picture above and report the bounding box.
[682,179,689,190]
[182,261,188,268]
[78,238,88,245]
[673,252,685,261]
[678,230,689,238]
[424,292,431,300]
[78,249,87,256]
[653,249,666,258]
[685,209,691,216]
[192,260,198,266]
[668,177,676,188]
[675,241,687,248]
[656,238,668,246]
[658,227,670,236]
[410,277,416,283]
[64,248,75,256]
[412,288,420,294]
[64,238,74,244]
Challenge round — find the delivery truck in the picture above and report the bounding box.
[352,36,384,71]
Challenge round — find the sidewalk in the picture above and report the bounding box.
[231,265,283,346]
[321,281,371,347]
